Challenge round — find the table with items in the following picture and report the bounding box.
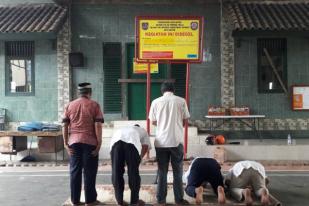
[205,115,266,140]
[0,130,63,162]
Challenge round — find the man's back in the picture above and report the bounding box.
[149,92,190,147]
[231,160,266,178]
[64,97,102,145]
[110,126,150,154]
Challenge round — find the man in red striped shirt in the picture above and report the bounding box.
[63,82,104,206]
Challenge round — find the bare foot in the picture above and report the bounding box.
[243,188,253,206]
[195,186,204,204]
[217,186,226,204]
[261,188,270,206]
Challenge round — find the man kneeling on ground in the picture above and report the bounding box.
[183,158,226,205]
[225,160,271,206]
[110,124,151,206]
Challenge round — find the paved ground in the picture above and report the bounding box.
[0,162,309,206]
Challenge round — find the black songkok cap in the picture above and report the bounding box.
[78,82,92,90]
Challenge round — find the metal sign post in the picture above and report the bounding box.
[135,16,204,159]
[184,63,190,158]
[146,62,151,158]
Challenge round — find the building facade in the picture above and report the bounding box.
[0,0,308,138]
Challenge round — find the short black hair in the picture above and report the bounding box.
[161,81,174,93]
[134,124,140,127]
[79,88,92,95]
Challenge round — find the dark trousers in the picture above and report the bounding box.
[111,141,141,205]
[155,144,184,204]
[70,143,98,204]
[185,158,224,198]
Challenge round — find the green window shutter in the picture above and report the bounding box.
[171,64,186,98]
[103,43,121,113]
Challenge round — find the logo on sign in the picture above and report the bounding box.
[142,22,149,30]
[191,22,198,30]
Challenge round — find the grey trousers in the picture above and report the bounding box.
[155,144,184,204]
[230,168,269,201]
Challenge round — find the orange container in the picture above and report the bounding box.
[208,106,227,116]
[229,106,250,116]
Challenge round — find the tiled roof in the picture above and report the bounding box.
[0,4,67,33]
[227,2,309,31]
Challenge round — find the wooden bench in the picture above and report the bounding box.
[0,131,63,162]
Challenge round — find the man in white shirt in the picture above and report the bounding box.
[183,158,226,205]
[225,160,270,206]
[110,124,151,206]
[149,82,190,206]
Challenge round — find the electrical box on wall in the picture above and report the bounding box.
[69,52,84,68]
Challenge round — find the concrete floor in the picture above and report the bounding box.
[0,166,309,206]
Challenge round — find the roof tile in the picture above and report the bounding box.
[0,4,67,33]
[227,2,309,31]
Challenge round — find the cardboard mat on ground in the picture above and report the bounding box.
[62,185,281,206]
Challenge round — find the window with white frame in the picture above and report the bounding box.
[5,41,34,95]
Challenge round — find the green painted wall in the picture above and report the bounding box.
[235,37,309,118]
[0,40,58,122]
[71,3,221,120]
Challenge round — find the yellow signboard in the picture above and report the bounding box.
[133,59,159,74]
[133,59,158,74]
[136,17,203,62]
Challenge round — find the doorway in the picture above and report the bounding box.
[127,43,167,120]
[126,43,186,120]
